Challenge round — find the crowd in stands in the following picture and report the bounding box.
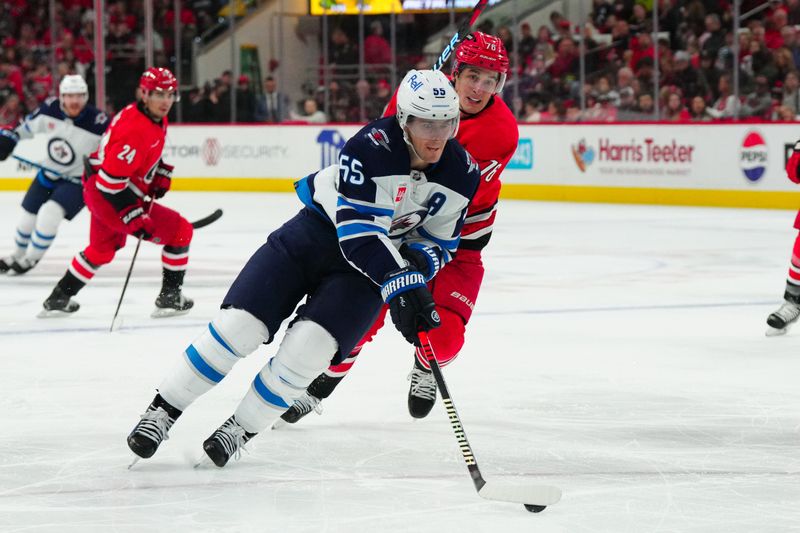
[3,0,800,125]
[508,0,800,122]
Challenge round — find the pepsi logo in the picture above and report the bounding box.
[740,131,768,182]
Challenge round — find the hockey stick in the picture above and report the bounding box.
[192,208,223,229]
[109,232,144,332]
[12,155,67,177]
[416,331,562,512]
[431,0,490,71]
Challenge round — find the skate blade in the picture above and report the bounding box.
[128,455,142,469]
[271,418,288,430]
[765,326,788,337]
[37,308,75,318]
[151,307,192,319]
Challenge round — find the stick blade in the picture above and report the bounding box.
[478,481,562,506]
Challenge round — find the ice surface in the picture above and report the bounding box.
[1,191,799,532]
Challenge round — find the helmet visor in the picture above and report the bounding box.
[406,117,458,141]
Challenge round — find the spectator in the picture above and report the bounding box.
[548,37,578,80]
[781,25,800,68]
[765,7,789,50]
[497,26,514,55]
[662,89,690,121]
[700,14,725,60]
[781,70,800,115]
[635,92,655,117]
[235,74,256,122]
[255,76,289,123]
[772,104,798,121]
[742,75,775,119]
[0,92,22,126]
[773,47,796,86]
[673,50,709,100]
[364,20,391,66]
[591,0,614,29]
[689,95,713,121]
[518,23,536,64]
[290,98,327,123]
[707,73,740,118]
[629,3,649,35]
[331,27,358,72]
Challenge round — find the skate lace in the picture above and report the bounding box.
[408,367,437,401]
[213,420,249,462]
[774,302,800,322]
[136,407,173,444]
[291,392,323,416]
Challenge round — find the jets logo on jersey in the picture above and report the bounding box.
[367,128,391,152]
[47,137,76,165]
[389,209,428,238]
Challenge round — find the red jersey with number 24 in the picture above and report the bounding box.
[90,102,167,199]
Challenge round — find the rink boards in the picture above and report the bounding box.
[1,122,799,209]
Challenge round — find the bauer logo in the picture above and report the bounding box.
[571,138,595,172]
[317,129,346,168]
[740,131,768,182]
[507,138,533,170]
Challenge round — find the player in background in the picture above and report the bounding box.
[125,69,480,468]
[767,142,800,335]
[277,31,518,425]
[39,67,194,318]
[0,75,109,274]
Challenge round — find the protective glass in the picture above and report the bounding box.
[406,117,458,140]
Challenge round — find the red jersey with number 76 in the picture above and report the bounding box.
[89,102,167,199]
[384,89,519,251]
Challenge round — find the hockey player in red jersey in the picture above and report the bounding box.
[766,142,800,335]
[277,32,519,424]
[40,67,194,317]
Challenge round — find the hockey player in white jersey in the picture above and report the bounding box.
[126,69,481,467]
[0,75,109,274]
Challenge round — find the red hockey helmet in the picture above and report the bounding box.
[139,67,178,95]
[452,32,509,93]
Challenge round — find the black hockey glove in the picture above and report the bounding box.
[400,243,442,281]
[382,267,441,346]
[0,128,20,161]
[151,160,173,199]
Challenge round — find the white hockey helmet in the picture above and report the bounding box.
[396,69,460,139]
[59,75,88,96]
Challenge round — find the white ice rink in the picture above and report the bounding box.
[1,191,799,532]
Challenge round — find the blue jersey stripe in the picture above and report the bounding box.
[418,226,460,251]
[208,323,237,356]
[337,196,394,218]
[253,373,289,409]
[337,223,388,238]
[185,344,225,383]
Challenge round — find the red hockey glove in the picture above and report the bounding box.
[151,160,174,199]
[787,141,800,184]
[120,204,153,239]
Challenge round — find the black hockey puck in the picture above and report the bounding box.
[524,504,546,513]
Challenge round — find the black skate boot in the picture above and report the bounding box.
[273,373,344,429]
[152,266,193,318]
[9,257,38,275]
[127,394,183,461]
[202,416,256,467]
[39,272,85,317]
[408,359,437,419]
[766,290,800,336]
[0,255,18,273]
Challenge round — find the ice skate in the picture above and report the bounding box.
[151,289,194,318]
[766,300,800,336]
[127,395,182,463]
[272,391,323,429]
[407,359,437,419]
[0,254,19,274]
[38,286,80,317]
[202,416,255,467]
[8,257,38,275]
